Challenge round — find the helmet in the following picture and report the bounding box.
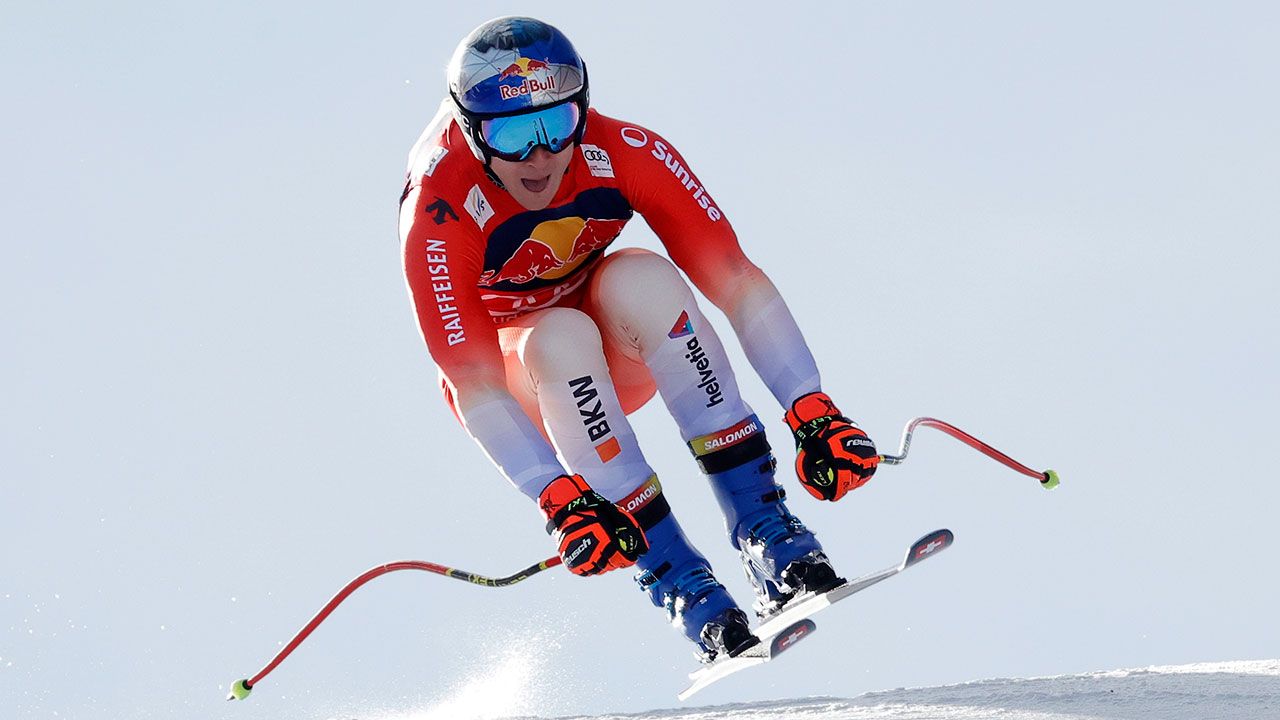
[447,17,589,166]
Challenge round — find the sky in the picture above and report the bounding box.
[2,2,1278,719]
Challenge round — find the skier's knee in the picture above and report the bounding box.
[518,307,603,377]
[597,249,693,308]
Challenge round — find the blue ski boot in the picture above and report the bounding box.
[689,416,845,618]
[626,477,760,662]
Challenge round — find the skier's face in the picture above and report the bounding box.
[489,144,575,210]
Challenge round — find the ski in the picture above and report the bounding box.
[677,528,954,700]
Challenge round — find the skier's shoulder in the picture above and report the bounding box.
[584,109,722,222]
[404,99,480,200]
[582,108,667,159]
[401,100,490,247]
[580,109,685,192]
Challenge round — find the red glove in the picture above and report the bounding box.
[539,474,648,576]
[784,392,880,501]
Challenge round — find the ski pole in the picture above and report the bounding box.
[226,555,561,701]
[227,417,1055,702]
[878,416,1060,489]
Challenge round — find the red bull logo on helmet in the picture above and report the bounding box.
[497,58,556,101]
[499,57,550,79]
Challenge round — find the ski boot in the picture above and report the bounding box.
[689,416,846,619]
[736,505,843,618]
[629,480,760,662]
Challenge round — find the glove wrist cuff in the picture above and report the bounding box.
[785,392,850,433]
[538,473,591,525]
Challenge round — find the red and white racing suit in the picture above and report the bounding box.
[401,102,822,505]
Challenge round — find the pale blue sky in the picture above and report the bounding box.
[3,2,1278,719]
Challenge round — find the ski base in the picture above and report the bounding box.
[677,528,954,701]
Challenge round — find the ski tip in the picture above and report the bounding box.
[1041,469,1060,490]
[768,618,817,657]
[904,529,954,568]
[226,679,252,701]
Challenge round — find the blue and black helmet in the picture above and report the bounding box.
[447,17,589,165]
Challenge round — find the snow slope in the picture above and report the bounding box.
[370,660,1279,720]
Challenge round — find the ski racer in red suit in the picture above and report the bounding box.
[400,16,880,661]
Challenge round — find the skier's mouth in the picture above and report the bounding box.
[521,174,551,193]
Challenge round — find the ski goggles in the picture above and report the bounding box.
[477,100,583,162]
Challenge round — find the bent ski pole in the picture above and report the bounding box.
[226,555,562,701]
[879,416,1060,490]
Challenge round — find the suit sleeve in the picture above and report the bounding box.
[606,119,822,406]
[401,183,564,499]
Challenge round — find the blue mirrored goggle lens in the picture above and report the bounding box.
[479,102,581,160]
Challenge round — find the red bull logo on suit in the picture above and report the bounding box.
[479,216,627,287]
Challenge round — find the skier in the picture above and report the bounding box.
[400,16,880,662]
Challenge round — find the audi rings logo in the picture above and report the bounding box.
[580,143,614,178]
[620,126,648,148]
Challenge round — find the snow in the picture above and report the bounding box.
[365,649,542,720]
[368,660,1279,720]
